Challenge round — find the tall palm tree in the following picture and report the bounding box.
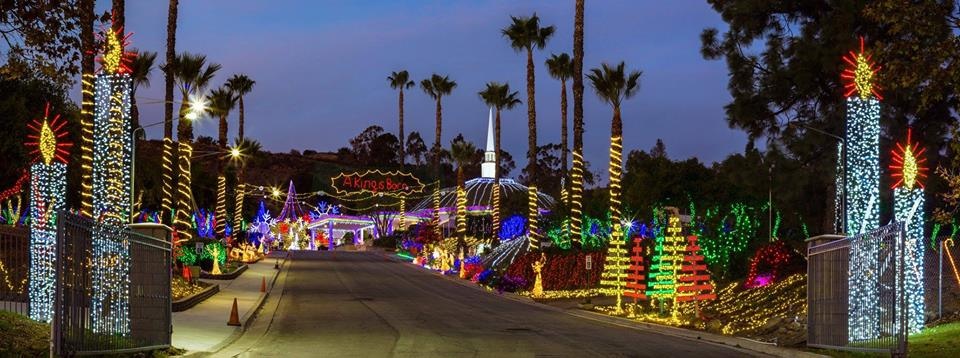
[113,0,125,31]
[226,74,255,141]
[78,0,95,217]
[388,70,415,166]
[586,61,641,242]
[420,74,457,177]
[478,82,521,241]
[172,53,221,241]
[161,0,180,225]
[207,87,238,238]
[130,50,157,138]
[546,53,574,181]
[450,138,477,241]
[502,13,555,184]
[570,0,585,245]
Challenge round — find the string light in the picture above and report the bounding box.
[600,220,630,311]
[676,235,715,305]
[456,186,466,237]
[570,148,584,244]
[646,216,684,300]
[161,138,174,224]
[174,142,194,241]
[527,186,539,250]
[841,37,882,100]
[216,176,227,237]
[492,183,501,240]
[622,236,647,304]
[235,182,245,232]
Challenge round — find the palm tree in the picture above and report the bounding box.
[207,87,238,238]
[233,137,260,230]
[78,0,95,217]
[420,74,457,177]
[450,137,477,241]
[113,0,125,31]
[586,61,641,240]
[478,82,521,240]
[161,0,180,225]
[129,50,157,138]
[388,70,415,166]
[171,53,221,240]
[545,53,574,181]
[226,74,255,141]
[502,13,555,184]
[406,131,428,166]
[570,0,585,245]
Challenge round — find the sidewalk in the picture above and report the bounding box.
[172,253,287,354]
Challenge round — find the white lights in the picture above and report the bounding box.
[28,162,66,323]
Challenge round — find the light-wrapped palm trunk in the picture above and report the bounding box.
[569,0,585,245]
[161,0,179,226]
[493,109,502,241]
[174,102,194,241]
[216,114,228,237]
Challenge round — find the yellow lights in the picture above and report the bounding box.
[102,29,124,74]
[174,142,194,241]
[271,187,282,199]
[531,253,546,298]
[161,138,174,224]
[492,184,501,240]
[234,183,245,230]
[852,54,874,100]
[608,135,623,226]
[185,94,208,121]
[901,146,918,189]
[39,121,56,165]
[456,186,467,236]
[570,151,585,243]
[842,37,882,100]
[398,198,406,231]
[229,146,242,159]
[890,128,927,190]
[528,186,539,250]
[216,176,227,237]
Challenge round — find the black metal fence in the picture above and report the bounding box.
[53,212,172,356]
[807,223,907,355]
[0,225,29,316]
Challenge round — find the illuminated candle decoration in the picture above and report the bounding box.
[91,20,136,333]
[527,186,539,250]
[622,235,647,305]
[890,128,927,333]
[25,103,72,323]
[841,37,882,341]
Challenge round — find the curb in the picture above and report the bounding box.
[200,263,249,280]
[172,283,220,312]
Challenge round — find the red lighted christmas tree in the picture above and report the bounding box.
[622,235,647,304]
[676,235,715,303]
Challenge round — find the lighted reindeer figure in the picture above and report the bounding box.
[206,244,223,275]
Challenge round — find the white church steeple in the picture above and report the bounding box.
[481,107,496,178]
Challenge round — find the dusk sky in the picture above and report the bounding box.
[97,1,747,180]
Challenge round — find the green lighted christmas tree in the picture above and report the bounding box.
[646,215,685,302]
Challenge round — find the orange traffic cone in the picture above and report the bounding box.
[227,298,241,326]
[260,277,266,293]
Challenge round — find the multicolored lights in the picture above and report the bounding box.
[25,104,73,165]
[891,128,926,334]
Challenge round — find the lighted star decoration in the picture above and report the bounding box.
[841,37,882,100]
[25,103,73,165]
[890,128,927,190]
[96,21,135,74]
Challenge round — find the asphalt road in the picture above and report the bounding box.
[223,250,760,357]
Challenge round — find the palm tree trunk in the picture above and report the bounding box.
[161,0,179,226]
[457,165,466,242]
[175,100,194,241]
[560,79,568,180]
[216,113,228,237]
[399,89,405,166]
[238,95,245,141]
[525,48,537,184]
[434,97,442,179]
[569,0,585,245]
[112,0,125,30]
[131,89,141,138]
[79,0,95,217]
[493,108,502,241]
[219,114,228,148]
[609,106,623,237]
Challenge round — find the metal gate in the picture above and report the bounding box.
[807,222,907,355]
[0,225,29,316]
[53,212,172,356]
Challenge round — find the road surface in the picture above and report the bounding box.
[221,250,760,357]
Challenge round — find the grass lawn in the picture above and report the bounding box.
[0,310,49,357]
[815,321,960,358]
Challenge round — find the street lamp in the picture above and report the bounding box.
[787,121,846,235]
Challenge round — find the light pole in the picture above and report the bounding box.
[788,122,846,235]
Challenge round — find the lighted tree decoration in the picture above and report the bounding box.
[622,235,647,306]
[841,37,883,341]
[889,128,927,333]
[646,216,685,309]
[89,20,137,334]
[675,235,715,309]
[600,221,630,312]
[25,103,72,323]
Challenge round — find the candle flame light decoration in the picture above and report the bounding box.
[889,128,927,333]
[25,103,72,322]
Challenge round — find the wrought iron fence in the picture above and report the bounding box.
[53,212,172,356]
[0,225,29,316]
[807,223,907,355]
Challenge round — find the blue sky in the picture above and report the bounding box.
[97,1,747,179]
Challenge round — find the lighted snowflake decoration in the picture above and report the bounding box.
[96,20,135,74]
[890,128,927,190]
[841,37,882,100]
[25,103,72,165]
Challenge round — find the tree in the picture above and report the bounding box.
[161,0,180,225]
[546,53,574,180]
[112,0,125,31]
[225,74,255,141]
[479,81,522,240]
[0,2,84,87]
[451,136,477,241]
[570,0,586,245]
[406,131,428,166]
[502,13,555,184]
[587,61,641,243]
[207,87,238,149]
[388,70,415,165]
[520,143,564,196]
[129,50,157,138]
[701,0,960,232]
[78,0,95,218]
[420,74,457,178]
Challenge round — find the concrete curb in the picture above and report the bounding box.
[377,249,824,358]
[180,255,291,357]
[172,283,220,312]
